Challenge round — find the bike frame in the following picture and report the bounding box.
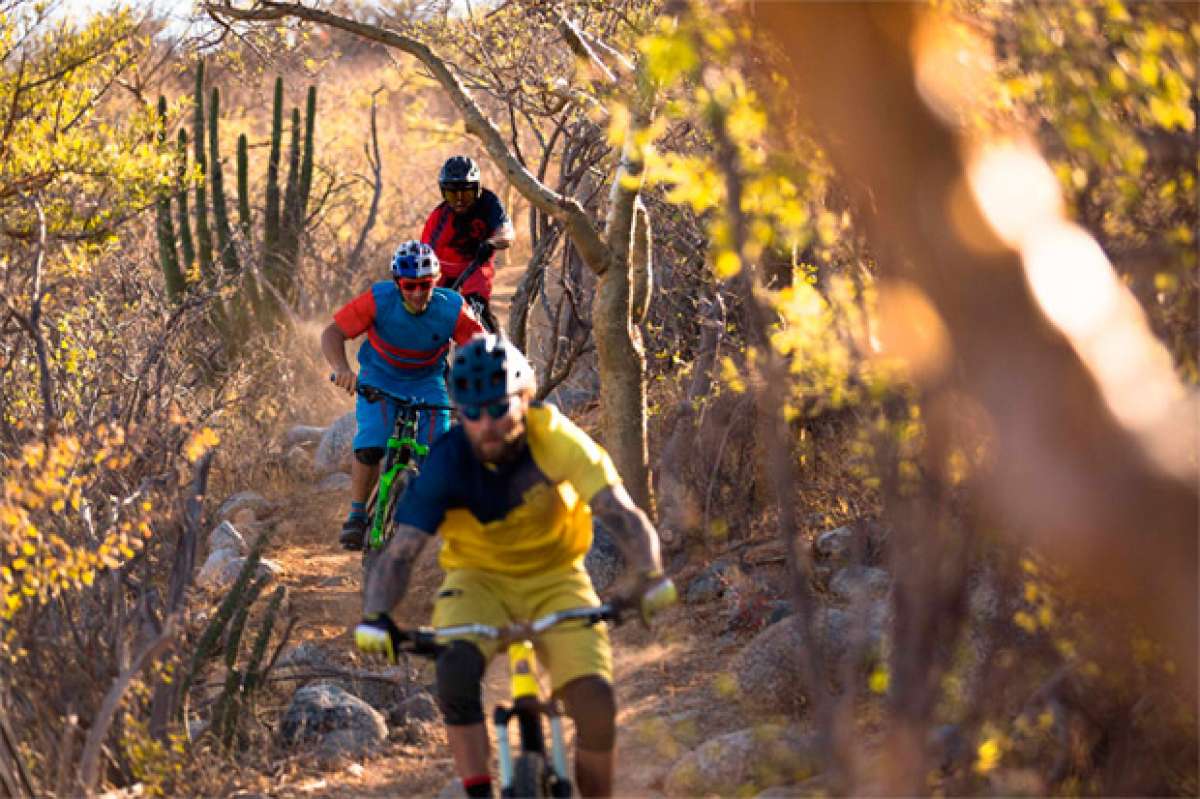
[351,382,453,553]
[397,605,625,797]
[366,410,426,551]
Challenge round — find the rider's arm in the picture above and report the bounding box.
[321,323,355,393]
[325,290,375,392]
[589,484,663,578]
[363,524,430,615]
[480,190,514,250]
[487,218,515,250]
[452,302,485,344]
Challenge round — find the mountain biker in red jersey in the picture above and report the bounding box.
[421,156,515,333]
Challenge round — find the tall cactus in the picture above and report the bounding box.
[192,63,215,283]
[175,128,196,274]
[154,65,317,333]
[154,96,185,303]
[208,86,240,276]
[264,77,283,258]
[236,133,251,240]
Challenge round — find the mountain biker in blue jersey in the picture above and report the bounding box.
[322,240,484,551]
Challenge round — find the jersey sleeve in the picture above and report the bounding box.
[536,406,621,503]
[332,289,376,339]
[392,439,456,535]
[452,303,485,345]
[479,190,511,233]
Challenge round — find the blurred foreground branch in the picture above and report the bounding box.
[749,9,1198,789]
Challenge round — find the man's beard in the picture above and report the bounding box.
[470,431,525,466]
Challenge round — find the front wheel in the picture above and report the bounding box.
[361,468,408,586]
[505,752,548,799]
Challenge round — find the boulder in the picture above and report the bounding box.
[283,424,327,450]
[812,526,855,565]
[394,690,439,723]
[217,491,275,522]
[283,445,313,479]
[279,682,387,764]
[198,552,282,591]
[196,548,242,589]
[811,520,889,568]
[685,560,733,604]
[275,641,330,672]
[664,724,820,797]
[207,521,247,556]
[828,566,890,604]
[585,517,622,593]
[732,601,891,712]
[313,412,356,477]
[336,668,410,714]
[314,472,352,494]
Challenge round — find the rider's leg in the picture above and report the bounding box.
[342,395,396,547]
[339,451,380,549]
[432,572,507,795]
[437,641,491,795]
[350,451,381,505]
[559,676,617,797]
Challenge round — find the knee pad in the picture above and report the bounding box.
[559,676,616,751]
[436,641,486,726]
[354,447,384,465]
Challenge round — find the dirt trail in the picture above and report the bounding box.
[248,261,755,797]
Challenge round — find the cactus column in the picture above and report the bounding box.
[154,97,185,303]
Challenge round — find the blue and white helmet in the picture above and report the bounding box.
[391,240,440,280]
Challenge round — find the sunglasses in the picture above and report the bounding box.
[398,278,434,291]
[459,396,514,421]
[442,186,478,201]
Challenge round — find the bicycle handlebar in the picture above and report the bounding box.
[396,602,632,659]
[328,374,455,411]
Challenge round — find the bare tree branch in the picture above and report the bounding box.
[345,87,384,276]
[78,616,179,797]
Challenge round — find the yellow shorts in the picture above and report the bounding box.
[431,563,612,691]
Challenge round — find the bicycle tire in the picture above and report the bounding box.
[361,467,409,582]
[508,752,548,799]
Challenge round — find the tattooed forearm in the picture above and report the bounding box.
[363,524,430,616]
[590,484,662,575]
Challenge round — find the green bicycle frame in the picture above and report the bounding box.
[365,432,429,550]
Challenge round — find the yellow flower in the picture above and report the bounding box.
[975,738,1001,774]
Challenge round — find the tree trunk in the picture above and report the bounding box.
[593,257,652,514]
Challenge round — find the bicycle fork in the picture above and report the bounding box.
[494,641,571,796]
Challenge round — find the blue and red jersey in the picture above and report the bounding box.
[420,188,510,300]
[333,283,482,395]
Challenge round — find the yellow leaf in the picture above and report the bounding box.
[714,250,741,278]
[975,738,1001,774]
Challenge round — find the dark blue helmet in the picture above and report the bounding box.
[438,155,481,189]
[450,335,536,406]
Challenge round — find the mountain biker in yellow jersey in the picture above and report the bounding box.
[355,336,676,798]
[421,156,515,333]
[322,240,484,551]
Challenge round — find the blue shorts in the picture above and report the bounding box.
[352,394,452,458]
